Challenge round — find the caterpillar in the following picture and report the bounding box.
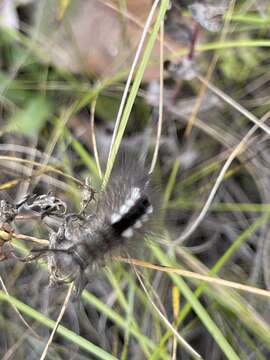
[24,160,155,297]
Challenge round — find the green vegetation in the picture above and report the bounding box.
[1,1,270,359]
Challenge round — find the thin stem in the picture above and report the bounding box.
[40,282,74,360]
[149,20,164,175]
[90,96,102,178]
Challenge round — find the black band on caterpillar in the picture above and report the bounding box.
[110,188,153,238]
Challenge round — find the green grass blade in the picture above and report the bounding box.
[151,246,240,360]
[103,0,170,187]
[0,290,117,360]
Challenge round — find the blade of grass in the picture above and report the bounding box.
[10,242,168,358]
[0,290,117,360]
[40,282,74,360]
[168,200,270,213]
[162,158,181,209]
[151,246,240,360]
[103,0,170,187]
[105,269,151,357]
[174,110,270,244]
[150,213,270,359]
[185,0,235,136]
[120,280,135,360]
[116,256,270,299]
[82,290,169,358]
[149,19,164,175]
[133,265,202,360]
[107,0,161,166]
[68,132,99,178]
[90,95,103,178]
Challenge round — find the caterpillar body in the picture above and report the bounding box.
[0,160,155,297]
[41,162,155,296]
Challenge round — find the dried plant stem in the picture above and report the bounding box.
[197,74,270,136]
[116,257,270,300]
[0,276,40,339]
[40,282,74,360]
[0,155,83,186]
[132,264,202,359]
[172,286,180,360]
[90,96,102,178]
[174,109,270,244]
[12,232,49,245]
[185,0,236,135]
[149,20,164,175]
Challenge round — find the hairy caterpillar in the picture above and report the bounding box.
[22,160,155,297]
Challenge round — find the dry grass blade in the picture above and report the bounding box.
[0,156,83,185]
[116,257,270,300]
[0,276,40,339]
[174,109,270,244]
[172,286,180,360]
[15,234,48,246]
[0,228,48,246]
[197,73,270,136]
[132,263,202,359]
[149,20,164,175]
[40,282,74,360]
[90,95,103,178]
[185,0,236,136]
